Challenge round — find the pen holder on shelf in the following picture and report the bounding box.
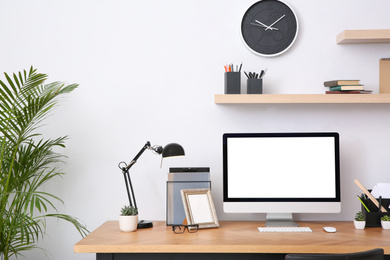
[224,72,241,94]
[247,78,263,94]
[361,195,390,227]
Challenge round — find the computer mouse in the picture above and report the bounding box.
[323,227,336,233]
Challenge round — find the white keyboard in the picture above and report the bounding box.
[258,227,312,232]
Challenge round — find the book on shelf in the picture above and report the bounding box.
[324,80,360,87]
[329,85,365,91]
[326,90,373,94]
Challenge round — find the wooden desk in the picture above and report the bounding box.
[74,221,390,260]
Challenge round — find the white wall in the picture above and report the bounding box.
[1,0,390,259]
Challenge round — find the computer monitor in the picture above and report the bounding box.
[223,132,341,227]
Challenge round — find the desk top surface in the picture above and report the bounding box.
[74,221,390,254]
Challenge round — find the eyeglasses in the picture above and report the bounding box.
[172,224,199,234]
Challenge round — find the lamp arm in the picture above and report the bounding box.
[124,141,151,171]
[120,141,152,209]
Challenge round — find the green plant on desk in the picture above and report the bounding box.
[355,211,365,221]
[121,205,138,216]
[119,205,138,232]
[381,215,390,221]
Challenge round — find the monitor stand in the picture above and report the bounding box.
[265,213,299,227]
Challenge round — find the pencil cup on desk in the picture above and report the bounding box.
[361,196,390,227]
[247,79,263,94]
[224,72,241,94]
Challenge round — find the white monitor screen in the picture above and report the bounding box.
[223,133,340,203]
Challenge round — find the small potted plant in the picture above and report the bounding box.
[119,205,138,232]
[353,211,365,229]
[381,215,390,230]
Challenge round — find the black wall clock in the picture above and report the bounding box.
[241,0,298,57]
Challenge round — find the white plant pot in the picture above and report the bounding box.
[381,221,390,230]
[119,215,138,232]
[353,220,365,230]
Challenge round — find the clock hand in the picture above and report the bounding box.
[251,21,278,30]
[254,20,278,30]
[265,14,285,31]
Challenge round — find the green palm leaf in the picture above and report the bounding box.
[0,67,89,260]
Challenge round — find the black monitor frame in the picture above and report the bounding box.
[223,132,341,203]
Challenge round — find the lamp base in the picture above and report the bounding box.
[138,220,153,229]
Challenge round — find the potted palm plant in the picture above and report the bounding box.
[119,205,138,232]
[353,211,366,229]
[381,215,390,230]
[0,67,88,260]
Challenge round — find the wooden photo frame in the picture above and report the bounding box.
[180,188,219,229]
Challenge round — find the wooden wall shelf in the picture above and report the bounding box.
[337,29,390,44]
[215,29,390,105]
[214,94,390,104]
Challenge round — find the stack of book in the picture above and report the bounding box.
[324,80,372,94]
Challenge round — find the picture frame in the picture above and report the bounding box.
[180,188,219,229]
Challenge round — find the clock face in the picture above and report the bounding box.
[241,0,298,57]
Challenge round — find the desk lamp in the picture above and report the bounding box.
[118,141,185,228]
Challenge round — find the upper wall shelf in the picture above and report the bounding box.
[215,29,390,105]
[337,29,390,44]
[214,94,390,104]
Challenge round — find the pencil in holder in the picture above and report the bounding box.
[361,195,390,227]
[224,72,241,94]
[247,78,263,94]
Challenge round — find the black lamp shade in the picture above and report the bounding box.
[162,143,185,158]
